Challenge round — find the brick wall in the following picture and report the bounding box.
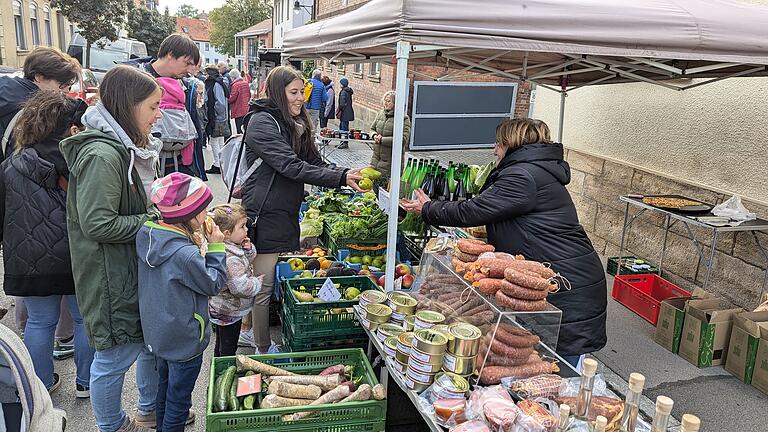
[565,149,768,308]
[317,0,370,19]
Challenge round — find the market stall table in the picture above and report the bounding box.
[316,133,376,160]
[617,195,768,300]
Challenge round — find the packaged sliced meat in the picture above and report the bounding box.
[450,420,491,432]
[517,400,557,431]
[484,399,521,431]
[434,398,468,425]
[506,374,563,399]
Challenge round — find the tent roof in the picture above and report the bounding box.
[283,0,768,89]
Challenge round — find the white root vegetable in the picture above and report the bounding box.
[372,384,387,400]
[236,355,296,376]
[339,384,372,403]
[268,381,322,400]
[261,394,313,409]
[269,374,343,391]
[283,385,351,421]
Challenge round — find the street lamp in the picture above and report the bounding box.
[293,0,313,16]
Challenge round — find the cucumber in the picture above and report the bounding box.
[216,366,237,412]
[228,373,240,411]
[212,375,224,413]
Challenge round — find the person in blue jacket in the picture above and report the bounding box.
[305,69,327,135]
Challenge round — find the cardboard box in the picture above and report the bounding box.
[678,299,741,368]
[655,288,714,354]
[724,311,768,383]
[750,322,768,395]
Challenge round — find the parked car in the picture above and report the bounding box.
[68,69,100,105]
[68,34,148,82]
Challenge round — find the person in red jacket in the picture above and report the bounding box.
[228,69,251,134]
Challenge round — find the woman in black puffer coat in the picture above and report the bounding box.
[401,118,606,364]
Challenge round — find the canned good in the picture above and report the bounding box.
[442,351,477,375]
[447,323,482,357]
[408,356,443,374]
[397,332,414,353]
[383,337,398,357]
[404,375,432,392]
[409,345,445,365]
[377,323,405,340]
[432,325,455,344]
[358,314,379,332]
[406,365,436,384]
[393,358,408,374]
[432,372,470,399]
[396,349,410,364]
[403,315,416,331]
[413,329,448,355]
[364,303,392,324]
[389,293,417,315]
[414,310,445,329]
[359,290,386,307]
[391,311,408,322]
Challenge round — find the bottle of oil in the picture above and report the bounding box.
[619,373,645,432]
[575,358,598,418]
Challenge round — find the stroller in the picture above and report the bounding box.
[0,323,66,431]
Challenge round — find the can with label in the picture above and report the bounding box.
[383,336,398,358]
[364,303,392,324]
[447,323,482,357]
[403,315,416,331]
[406,364,436,385]
[389,292,417,315]
[413,328,448,355]
[442,351,477,375]
[359,290,386,307]
[431,372,470,399]
[409,345,445,366]
[414,310,445,330]
[408,356,443,374]
[404,375,431,392]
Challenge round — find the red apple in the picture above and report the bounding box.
[377,275,387,288]
[401,274,415,289]
[368,275,379,286]
[394,264,411,278]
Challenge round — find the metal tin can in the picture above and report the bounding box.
[389,293,417,315]
[397,332,414,354]
[408,357,443,374]
[406,365,436,384]
[409,345,445,365]
[414,310,445,330]
[396,350,410,364]
[442,351,477,376]
[393,358,408,374]
[359,290,386,307]
[431,325,455,345]
[403,314,416,331]
[413,328,448,355]
[358,314,379,332]
[391,310,408,323]
[447,323,482,357]
[377,323,404,342]
[383,336,398,357]
[404,375,432,392]
[431,372,470,399]
[364,303,392,324]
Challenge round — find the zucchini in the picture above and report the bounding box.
[212,375,224,413]
[243,394,256,410]
[216,366,237,412]
[228,373,240,411]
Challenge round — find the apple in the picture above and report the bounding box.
[394,263,411,278]
[377,275,387,288]
[401,274,415,289]
[368,275,379,286]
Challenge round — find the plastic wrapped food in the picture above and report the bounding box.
[450,420,491,432]
[484,399,521,431]
[516,400,557,431]
[434,398,468,425]
[504,374,564,399]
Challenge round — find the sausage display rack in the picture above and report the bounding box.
[356,252,683,431]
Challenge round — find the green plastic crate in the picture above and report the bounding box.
[206,349,386,432]
[284,276,381,335]
[606,256,660,276]
[281,316,369,352]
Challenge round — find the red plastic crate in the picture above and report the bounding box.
[611,274,691,326]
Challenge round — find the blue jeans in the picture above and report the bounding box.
[23,295,94,388]
[90,343,158,432]
[156,355,203,432]
[339,120,350,146]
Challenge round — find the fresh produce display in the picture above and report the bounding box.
[300,208,324,239]
[356,167,381,191]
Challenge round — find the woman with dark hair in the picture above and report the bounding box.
[242,65,364,354]
[400,118,607,366]
[61,65,165,432]
[0,90,93,395]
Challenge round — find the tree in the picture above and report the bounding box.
[126,3,177,58]
[176,4,199,17]
[52,0,129,68]
[209,0,271,57]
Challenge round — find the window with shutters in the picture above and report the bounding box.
[30,2,40,46]
[13,1,26,49]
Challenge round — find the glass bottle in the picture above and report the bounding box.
[401,158,412,198]
[650,396,674,432]
[680,414,701,432]
[555,403,570,432]
[575,358,598,418]
[410,159,422,192]
[447,162,456,197]
[464,169,474,200]
[594,416,608,432]
[455,171,466,201]
[619,373,645,432]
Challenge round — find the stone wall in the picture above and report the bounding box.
[565,149,767,308]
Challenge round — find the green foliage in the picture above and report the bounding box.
[176,4,199,18]
[52,0,129,67]
[209,0,271,57]
[126,3,177,57]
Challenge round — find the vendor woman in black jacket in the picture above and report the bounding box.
[242,65,364,354]
[401,118,606,365]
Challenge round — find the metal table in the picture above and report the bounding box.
[316,133,375,160]
[618,196,768,298]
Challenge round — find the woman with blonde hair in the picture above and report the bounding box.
[369,90,411,184]
[401,117,606,366]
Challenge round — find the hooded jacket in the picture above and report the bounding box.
[81,103,161,204]
[136,221,226,361]
[205,72,230,137]
[0,144,72,296]
[228,78,251,119]
[242,99,347,253]
[209,241,262,326]
[370,109,412,178]
[60,126,151,351]
[0,76,38,159]
[421,143,607,356]
[324,84,336,119]
[337,86,355,122]
[305,77,328,111]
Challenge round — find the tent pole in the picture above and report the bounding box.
[557,91,566,143]
[384,40,411,292]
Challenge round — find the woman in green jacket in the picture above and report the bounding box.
[369,90,411,186]
[61,65,164,432]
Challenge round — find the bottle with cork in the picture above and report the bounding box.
[680,414,701,432]
[575,358,599,418]
[555,403,570,432]
[593,415,608,432]
[651,396,674,432]
[619,372,645,432]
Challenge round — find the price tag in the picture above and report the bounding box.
[394,276,403,291]
[236,373,261,397]
[378,188,390,212]
[317,277,342,302]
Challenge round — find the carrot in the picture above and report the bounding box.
[269,374,344,392]
[236,355,296,376]
[268,381,322,400]
[479,362,560,385]
[283,385,352,421]
[496,290,548,311]
[261,394,314,409]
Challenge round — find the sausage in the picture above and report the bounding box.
[506,260,557,279]
[503,267,553,291]
[497,323,538,337]
[479,362,560,385]
[475,277,505,295]
[486,337,535,358]
[453,249,480,263]
[499,280,550,300]
[496,290,548,311]
[479,350,541,368]
[476,258,519,279]
[455,297,485,315]
[457,310,496,327]
[493,326,540,348]
[457,238,495,255]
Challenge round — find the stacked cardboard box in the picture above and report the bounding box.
[677,299,741,368]
[655,288,714,354]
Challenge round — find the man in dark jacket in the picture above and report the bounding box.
[402,122,607,362]
[336,77,354,149]
[0,47,80,160]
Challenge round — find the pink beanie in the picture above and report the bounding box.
[150,173,213,223]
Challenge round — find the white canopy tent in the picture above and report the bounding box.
[283,0,768,290]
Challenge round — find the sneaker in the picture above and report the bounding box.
[237,330,256,347]
[53,337,75,360]
[257,342,283,354]
[116,417,152,432]
[205,166,221,174]
[134,409,195,428]
[48,373,61,394]
[76,383,90,398]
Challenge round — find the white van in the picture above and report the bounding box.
[67,34,148,81]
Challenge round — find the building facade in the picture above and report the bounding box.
[0,1,74,68]
[176,16,235,67]
[273,0,311,49]
[234,18,272,76]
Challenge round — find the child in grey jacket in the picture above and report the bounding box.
[137,172,227,431]
[207,203,264,357]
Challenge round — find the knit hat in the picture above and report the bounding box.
[339,77,349,86]
[150,172,213,224]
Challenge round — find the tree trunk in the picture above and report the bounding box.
[85,40,91,69]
